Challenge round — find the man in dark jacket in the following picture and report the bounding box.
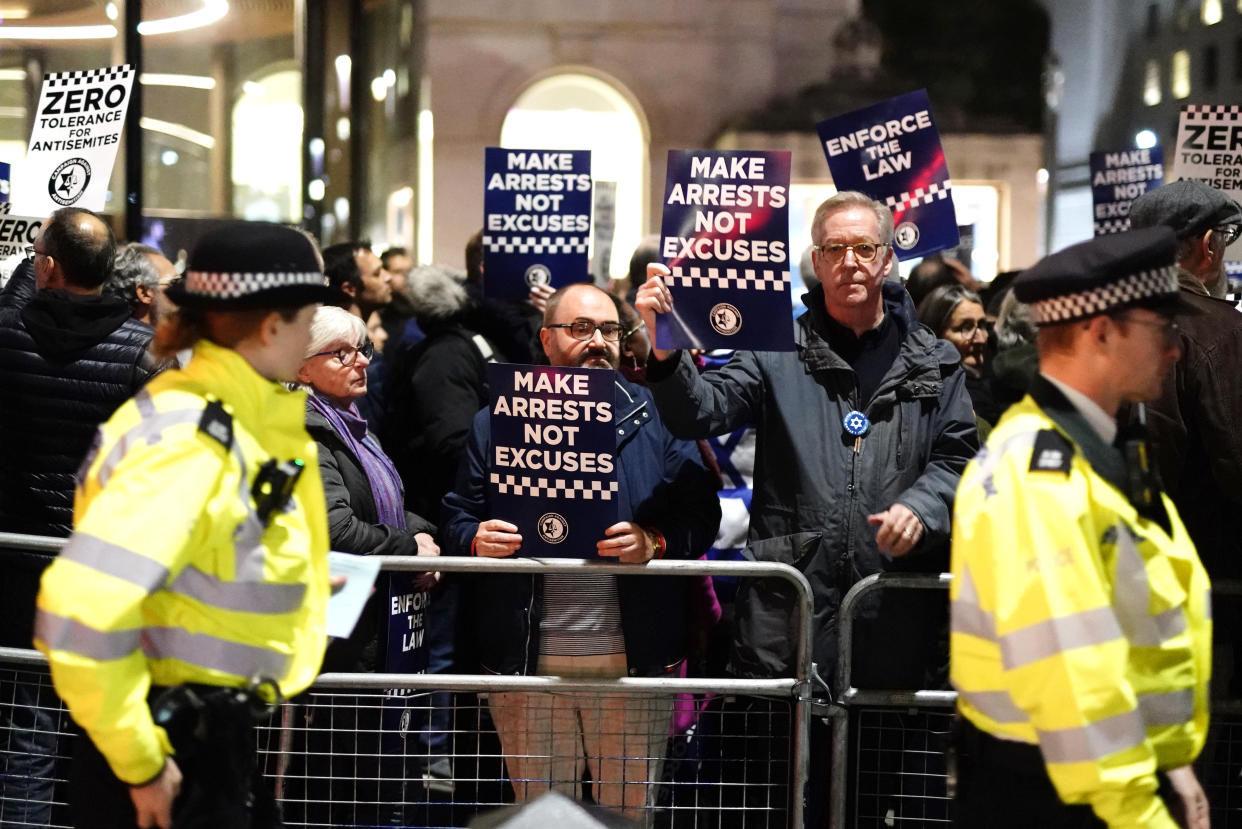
[442,283,721,819]
[637,191,979,691]
[0,207,159,824]
[1130,179,1242,696]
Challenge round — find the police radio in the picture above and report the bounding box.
[251,458,305,526]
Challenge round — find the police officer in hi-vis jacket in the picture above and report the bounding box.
[35,222,337,829]
[950,226,1212,829]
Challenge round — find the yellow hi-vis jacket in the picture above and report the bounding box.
[34,340,331,786]
[951,390,1211,829]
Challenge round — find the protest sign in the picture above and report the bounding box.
[487,363,618,557]
[0,162,9,205]
[11,65,134,215]
[592,180,617,285]
[816,89,958,259]
[657,149,793,351]
[1090,147,1164,235]
[385,580,430,685]
[1171,104,1242,193]
[0,213,45,260]
[482,148,592,300]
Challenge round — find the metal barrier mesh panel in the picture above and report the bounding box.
[0,667,75,829]
[1196,712,1242,827]
[851,708,953,827]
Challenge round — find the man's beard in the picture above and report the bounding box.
[578,347,618,369]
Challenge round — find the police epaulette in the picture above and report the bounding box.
[198,399,233,450]
[1029,429,1073,474]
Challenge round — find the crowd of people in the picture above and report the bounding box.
[0,177,1236,828]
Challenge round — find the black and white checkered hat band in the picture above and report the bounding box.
[183,270,327,299]
[1030,265,1178,324]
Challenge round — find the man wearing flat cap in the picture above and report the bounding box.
[1130,179,1242,699]
[950,227,1212,828]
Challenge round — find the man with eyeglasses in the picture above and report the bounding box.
[1130,179,1242,701]
[442,282,720,821]
[950,226,1211,829]
[0,207,161,824]
[103,242,180,327]
[637,190,977,826]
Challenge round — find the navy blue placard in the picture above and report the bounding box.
[384,578,430,680]
[482,148,592,300]
[0,162,9,204]
[487,363,619,557]
[656,150,793,352]
[1090,147,1164,235]
[816,89,958,259]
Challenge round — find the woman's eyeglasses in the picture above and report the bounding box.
[311,340,375,367]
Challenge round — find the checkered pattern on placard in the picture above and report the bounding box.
[1093,218,1130,235]
[184,270,328,299]
[482,235,589,255]
[884,180,953,213]
[662,266,790,291]
[1182,104,1242,121]
[44,66,133,88]
[490,473,619,501]
[1030,264,1179,324]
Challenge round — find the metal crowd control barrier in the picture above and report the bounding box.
[828,572,1242,829]
[0,532,816,828]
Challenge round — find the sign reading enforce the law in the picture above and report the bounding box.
[657,149,793,351]
[1171,104,1242,192]
[1090,147,1164,235]
[816,89,958,259]
[11,65,134,216]
[482,148,592,301]
[487,363,618,558]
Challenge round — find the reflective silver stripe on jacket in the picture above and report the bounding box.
[95,408,205,487]
[34,610,141,660]
[1136,687,1194,726]
[142,627,292,678]
[957,688,1027,723]
[59,533,169,592]
[969,430,1041,495]
[167,565,306,614]
[1036,708,1146,764]
[950,565,996,641]
[1000,606,1123,671]
[1110,524,1188,647]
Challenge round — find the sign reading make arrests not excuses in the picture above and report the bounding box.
[487,363,618,558]
[1090,147,1164,235]
[483,148,592,301]
[11,65,134,216]
[657,149,793,352]
[816,89,958,259]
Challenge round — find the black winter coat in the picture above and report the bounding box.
[0,261,158,650]
[306,405,435,672]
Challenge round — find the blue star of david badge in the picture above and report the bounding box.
[843,410,870,437]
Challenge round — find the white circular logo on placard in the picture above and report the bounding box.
[709,303,743,336]
[399,707,412,735]
[524,264,551,287]
[894,221,920,250]
[49,158,91,206]
[537,512,568,544]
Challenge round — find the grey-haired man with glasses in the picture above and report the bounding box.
[1130,178,1242,699]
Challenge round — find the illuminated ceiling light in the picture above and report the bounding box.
[0,0,228,40]
[0,68,27,81]
[140,73,216,90]
[1135,129,1158,149]
[382,68,396,88]
[243,81,266,97]
[137,0,229,36]
[1035,168,1049,184]
[140,116,216,149]
[371,77,388,101]
[161,149,179,166]
[0,6,30,19]
[308,137,325,158]
[335,116,350,141]
[391,187,413,207]
[105,2,119,21]
[308,179,326,201]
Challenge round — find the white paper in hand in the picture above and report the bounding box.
[326,552,381,639]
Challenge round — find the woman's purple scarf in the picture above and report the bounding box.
[308,391,407,529]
